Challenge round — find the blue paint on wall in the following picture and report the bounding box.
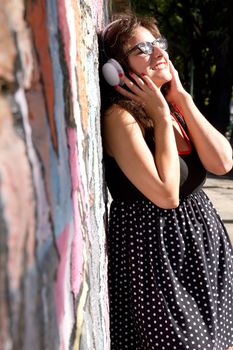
[46,0,73,237]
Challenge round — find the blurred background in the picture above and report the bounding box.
[113,0,233,144]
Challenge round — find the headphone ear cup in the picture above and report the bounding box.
[102,59,124,86]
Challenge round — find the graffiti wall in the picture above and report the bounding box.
[0,0,109,349]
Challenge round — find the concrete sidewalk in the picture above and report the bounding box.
[203,172,233,245]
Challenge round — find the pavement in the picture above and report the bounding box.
[203,170,233,245]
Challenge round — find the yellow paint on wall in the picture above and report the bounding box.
[71,0,89,133]
[73,239,89,350]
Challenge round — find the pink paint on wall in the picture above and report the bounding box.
[54,224,69,323]
[57,0,88,297]
[68,127,84,296]
[57,0,72,86]
[0,97,36,291]
[54,224,70,350]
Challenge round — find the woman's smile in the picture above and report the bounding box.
[150,60,168,71]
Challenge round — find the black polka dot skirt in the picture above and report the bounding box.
[107,190,233,350]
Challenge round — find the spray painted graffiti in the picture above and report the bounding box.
[0,0,109,349]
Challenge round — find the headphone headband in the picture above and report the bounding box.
[101,19,125,86]
[101,19,121,59]
[102,19,121,40]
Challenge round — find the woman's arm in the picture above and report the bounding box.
[166,62,233,175]
[103,73,180,208]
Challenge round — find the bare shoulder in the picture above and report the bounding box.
[104,104,137,126]
[103,104,145,134]
[102,104,145,156]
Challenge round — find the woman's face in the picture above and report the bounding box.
[126,26,172,88]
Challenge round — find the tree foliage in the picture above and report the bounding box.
[131,0,233,134]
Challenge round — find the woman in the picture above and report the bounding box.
[99,13,233,350]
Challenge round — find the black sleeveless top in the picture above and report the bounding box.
[104,115,207,202]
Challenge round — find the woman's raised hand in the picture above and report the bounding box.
[115,72,170,122]
[165,61,188,104]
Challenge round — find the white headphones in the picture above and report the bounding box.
[102,58,124,86]
[101,20,125,86]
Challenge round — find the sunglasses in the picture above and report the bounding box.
[126,37,168,56]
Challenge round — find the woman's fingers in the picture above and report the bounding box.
[129,72,160,94]
[129,72,147,90]
[168,60,175,71]
[115,72,167,112]
[140,74,159,92]
[115,73,147,103]
[119,74,144,95]
[114,85,142,104]
[166,60,186,97]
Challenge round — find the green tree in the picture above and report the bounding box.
[131,0,233,134]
